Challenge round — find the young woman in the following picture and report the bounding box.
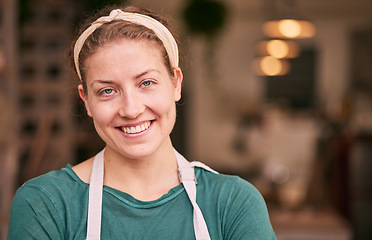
[8,5,276,240]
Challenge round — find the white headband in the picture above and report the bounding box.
[73,9,179,80]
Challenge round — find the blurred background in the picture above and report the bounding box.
[1,0,372,239]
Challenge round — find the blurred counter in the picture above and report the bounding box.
[270,208,352,240]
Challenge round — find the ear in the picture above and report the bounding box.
[78,84,93,117]
[172,67,183,102]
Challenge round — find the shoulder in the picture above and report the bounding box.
[71,157,94,183]
[195,168,276,239]
[195,167,270,216]
[13,165,87,207]
[9,166,89,224]
[8,166,87,239]
[195,167,263,199]
[22,165,80,189]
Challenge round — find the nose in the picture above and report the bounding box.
[118,91,145,119]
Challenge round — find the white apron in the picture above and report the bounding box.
[85,149,218,240]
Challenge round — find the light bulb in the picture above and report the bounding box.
[256,40,300,59]
[253,56,290,76]
[278,19,302,38]
[267,40,289,58]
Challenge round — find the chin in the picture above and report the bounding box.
[110,144,159,160]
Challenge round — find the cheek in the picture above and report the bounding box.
[89,102,116,126]
[156,99,177,129]
[147,91,176,117]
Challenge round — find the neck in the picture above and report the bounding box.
[102,142,180,201]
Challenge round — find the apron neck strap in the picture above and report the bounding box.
[86,148,212,240]
[86,149,104,240]
[174,149,212,240]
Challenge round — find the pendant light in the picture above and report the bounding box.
[262,0,316,39]
[256,39,300,59]
[253,0,315,76]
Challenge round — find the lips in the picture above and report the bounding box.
[119,121,151,134]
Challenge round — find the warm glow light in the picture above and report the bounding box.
[261,56,282,76]
[256,40,300,59]
[253,56,290,76]
[263,19,316,39]
[278,19,301,38]
[299,21,316,38]
[267,40,289,58]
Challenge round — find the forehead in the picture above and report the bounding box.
[84,39,166,79]
[84,38,163,65]
[97,37,162,56]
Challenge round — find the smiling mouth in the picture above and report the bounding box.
[119,121,152,134]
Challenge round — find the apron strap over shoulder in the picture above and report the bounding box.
[86,149,104,240]
[174,149,213,240]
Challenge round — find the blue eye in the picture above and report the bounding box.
[142,80,152,87]
[100,88,113,95]
[142,80,156,87]
[104,89,113,94]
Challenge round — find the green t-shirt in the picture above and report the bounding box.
[8,164,276,240]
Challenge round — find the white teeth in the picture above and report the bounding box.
[121,122,151,134]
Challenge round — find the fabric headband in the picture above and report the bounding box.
[73,9,179,80]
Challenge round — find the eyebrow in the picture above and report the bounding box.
[90,80,114,87]
[135,69,160,79]
[90,69,161,87]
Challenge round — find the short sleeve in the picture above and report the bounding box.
[7,185,64,240]
[222,177,277,240]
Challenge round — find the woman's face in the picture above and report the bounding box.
[79,39,182,160]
